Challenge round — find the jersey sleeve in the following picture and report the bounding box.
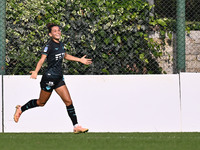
[41,44,50,55]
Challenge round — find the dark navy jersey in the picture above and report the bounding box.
[41,39,65,79]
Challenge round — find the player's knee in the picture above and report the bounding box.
[39,103,46,106]
[37,101,46,106]
[65,99,72,106]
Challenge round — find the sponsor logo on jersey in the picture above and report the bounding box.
[55,48,59,50]
[55,53,65,60]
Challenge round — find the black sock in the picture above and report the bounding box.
[67,104,78,126]
[21,99,38,112]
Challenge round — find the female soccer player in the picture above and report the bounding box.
[14,23,92,133]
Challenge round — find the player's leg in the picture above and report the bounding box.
[36,89,52,106]
[55,85,76,124]
[14,90,52,123]
[55,84,88,133]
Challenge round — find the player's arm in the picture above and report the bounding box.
[64,53,92,65]
[30,54,47,79]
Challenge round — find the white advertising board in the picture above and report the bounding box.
[180,73,200,132]
[4,75,181,132]
[0,75,2,132]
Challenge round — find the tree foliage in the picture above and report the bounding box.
[6,0,169,75]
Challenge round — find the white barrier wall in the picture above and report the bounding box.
[180,73,200,132]
[4,75,181,132]
[0,75,2,132]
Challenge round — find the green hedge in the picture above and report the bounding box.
[6,0,169,75]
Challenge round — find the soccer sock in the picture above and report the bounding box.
[21,99,38,112]
[66,104,78,126]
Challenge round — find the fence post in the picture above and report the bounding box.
[176,0,186,72]
[0,0,6,75]
[0,0,6,133]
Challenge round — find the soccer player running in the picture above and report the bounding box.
[14,23,92,133]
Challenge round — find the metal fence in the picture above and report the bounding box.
[154,0,200,73]
[1,0,200,75]
[0,0,6,75]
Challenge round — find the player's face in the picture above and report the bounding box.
[49,26,61,42]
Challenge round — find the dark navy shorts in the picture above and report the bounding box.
[40,76,65,92]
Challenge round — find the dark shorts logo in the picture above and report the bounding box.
[46,86,51,90]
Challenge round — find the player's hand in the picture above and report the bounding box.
[80,55,92,65]
[30,71,38,79]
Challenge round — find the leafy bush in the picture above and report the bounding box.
[6,0,169,75]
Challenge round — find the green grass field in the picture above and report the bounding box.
[0,132,200,150]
